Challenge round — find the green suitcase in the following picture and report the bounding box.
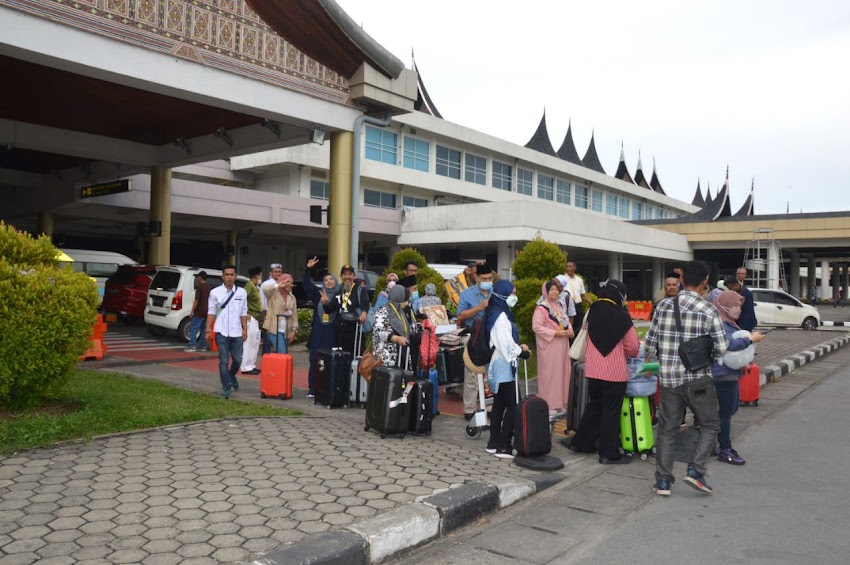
[620,396,655,460]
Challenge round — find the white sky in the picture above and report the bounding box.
[336,0,850,214]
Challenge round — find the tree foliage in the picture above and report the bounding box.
[512,232,567,280]
[376,248,449,308]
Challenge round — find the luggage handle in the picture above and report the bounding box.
[513,359,528,403]
[354,323,363,361]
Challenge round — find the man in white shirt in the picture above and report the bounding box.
[564,260,592,328]
[206,265,248,398]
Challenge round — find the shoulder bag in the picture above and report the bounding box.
[569,323,588,362]
[674,295,714,372]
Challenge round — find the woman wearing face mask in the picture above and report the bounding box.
[374,273,399,312]
[303,257,340,398]
[533,280,575,418]
[373,285,416,369]
[485,280,530,459]
[262,272,298,354]
[710,290,765,465]
[564,279,639,465]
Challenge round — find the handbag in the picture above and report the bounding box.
[673,295,714,372]
[357,349,382,382]
[568,323,588,362]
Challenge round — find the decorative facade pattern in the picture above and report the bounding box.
[3,0,350,104]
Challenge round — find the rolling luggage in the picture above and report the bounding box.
[315,348,350,408]
[259,353,293,400]
[408,379,434,435]
[620,396,655,459]
[349,325,369,407]
[435,350,450,385]
[739,363,760,406]
[567,361,591,432]
[427,367,439,415]
[365,350,413,438]
[514,360,552,457]
[445,347,464,383]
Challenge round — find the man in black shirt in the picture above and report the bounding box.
[327,264,369,357]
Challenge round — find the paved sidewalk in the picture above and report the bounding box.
[0,329,846,564]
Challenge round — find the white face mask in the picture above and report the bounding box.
[387,280,396,289]
[506,295,519,308]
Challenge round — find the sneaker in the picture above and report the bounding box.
[198,347,207,352]
[599,454,633,465]
[683,466,713,494]
[654,479,672,496]
[221,389,231,399]
[184,347,197,352]
[494,449,514,460]
[717,449,746,465]
[485,446,498,454]
[307,393,315,399]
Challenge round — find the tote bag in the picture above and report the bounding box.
[569,324,588,362]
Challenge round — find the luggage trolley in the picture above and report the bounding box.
[462,349,493,440]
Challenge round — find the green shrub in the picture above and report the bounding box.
[376,248,449,309]
[0,225,98,408]
[514,278,546,345]
[295,308,313,343]
[512,232,567,280]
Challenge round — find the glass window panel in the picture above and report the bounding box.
[465,154,486,185]
[556,179,571,205]
[537,174,554,201]
[403,137,429,172]
[492,161,513,191]
[436,145,461,179]
[517,168,533,195]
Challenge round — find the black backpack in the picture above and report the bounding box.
[466,316,493,367]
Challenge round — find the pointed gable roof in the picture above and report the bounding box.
[734,179,755,216]
[556,121,583,165]
[633,151,651,189]
[693,168,732,221]
[705,183,714,206]
[614,143,635,184]
[524,112,558,157]
[649,157,666,195]
[581,131,606,174]
[691,179,705,207]
[412,59,443,118]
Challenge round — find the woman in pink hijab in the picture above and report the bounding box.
[532,280,575,417]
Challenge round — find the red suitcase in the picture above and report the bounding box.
[739,363,760,406]
[260,353,293,400]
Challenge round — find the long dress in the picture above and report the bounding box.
[532,305,571,413]
[302,269,337,395]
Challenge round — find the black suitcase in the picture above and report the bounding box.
[408,380,434,436]
[567,361,590,432]
[315,348,351,408]
[513,360,551,457]
[365,365,412,439]
[446,347,465,383]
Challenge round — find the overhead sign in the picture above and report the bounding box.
[81,179,131,199]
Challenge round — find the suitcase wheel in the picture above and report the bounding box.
[380,432,386,439]
[364,425,370,432]
[464,425,481,440]
[260,392,267,399]
[425,430,431,437]
[279,394,288,400]
[754,400,759,406]
[640,453,649,461]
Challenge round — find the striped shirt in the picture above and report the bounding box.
[585,327,640,382]
[644,290,729,388]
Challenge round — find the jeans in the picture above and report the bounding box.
[264,331,288,354]
[215,334,243,392]
[713,380,740,450]
[488,379,517,451]
[571,378,627,460]
[189,316,206,349]
[656,376,720,482]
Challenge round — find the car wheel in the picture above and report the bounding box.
[802,316,819,330]
[178,317,192,342]
[146,324,168,337]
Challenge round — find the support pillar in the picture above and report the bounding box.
[148,166,172,266]
[767,243,780,290]
[821,260,831,301]
[789,251,800,297]
[843,264,849,299]
[608,252,623,282]
[497,241,513,281]
[328,132,353,276]
[38,212,54,239]
[227,229,237,268]
[832,262,840,299]
[807,254,817,300]
[652,258,663,299]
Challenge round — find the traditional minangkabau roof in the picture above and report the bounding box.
[556,121,583,165]
[614,143,635,184]
[524,112,558,157]
[705,182,714,206]
[581,131,606,174]
[692,167,732,221]
[649,157,666,195]
[412,58,443,118]
[734,178,755,216]
[633,151,651,189]
[691,179,705,207]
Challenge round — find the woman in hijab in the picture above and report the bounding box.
[303,257,340,398]
[533,280,575,417]
[553,274,578,326]
[485,279,530,460]
[565,279,639,465]
[419,283,443,309]
[262,272,298,354]
[711,290,765,465]
[373,273,399,312]
[373,285,416,369]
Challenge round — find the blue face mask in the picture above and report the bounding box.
[479,281,493,291]
[411,291,419,301]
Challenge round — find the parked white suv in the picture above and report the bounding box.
[144,266,248,341]
[751,288,821,329]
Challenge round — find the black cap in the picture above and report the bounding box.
[197,271,208,279]
[340,264,355,274]
[248,266,262,277]
[476,263,493,275]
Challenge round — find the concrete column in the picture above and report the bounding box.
[807,254,817,299]
[148,166,172,265]
[767,243,780,290]
[789,251,800,297]
[832,262,840,299]
[652,258,663,296]
[608,252,622,281]
[821,260,831,300]
[38,212,54,239]
[328,131,353,275]
[843,264,849,299]
[227,229,237,268]
[497,241,513,281]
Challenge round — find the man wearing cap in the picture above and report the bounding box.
[456,263,495,420]
[327,264,369,357]
[185,271,210,352]
[240,266,263,375]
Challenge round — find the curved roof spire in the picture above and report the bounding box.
[581,130,606,174]
[411,57,443,118]
[650,157,666,195]
[614,142,635,184]
[633,150,651,189]
[693,181,731,221]
[734,178,755,216]
[691,179,705,207]
[705,182,714,206]
[556,120,583,165]
[524,111,557,157]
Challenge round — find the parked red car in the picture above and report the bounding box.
[103,265,157,321]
